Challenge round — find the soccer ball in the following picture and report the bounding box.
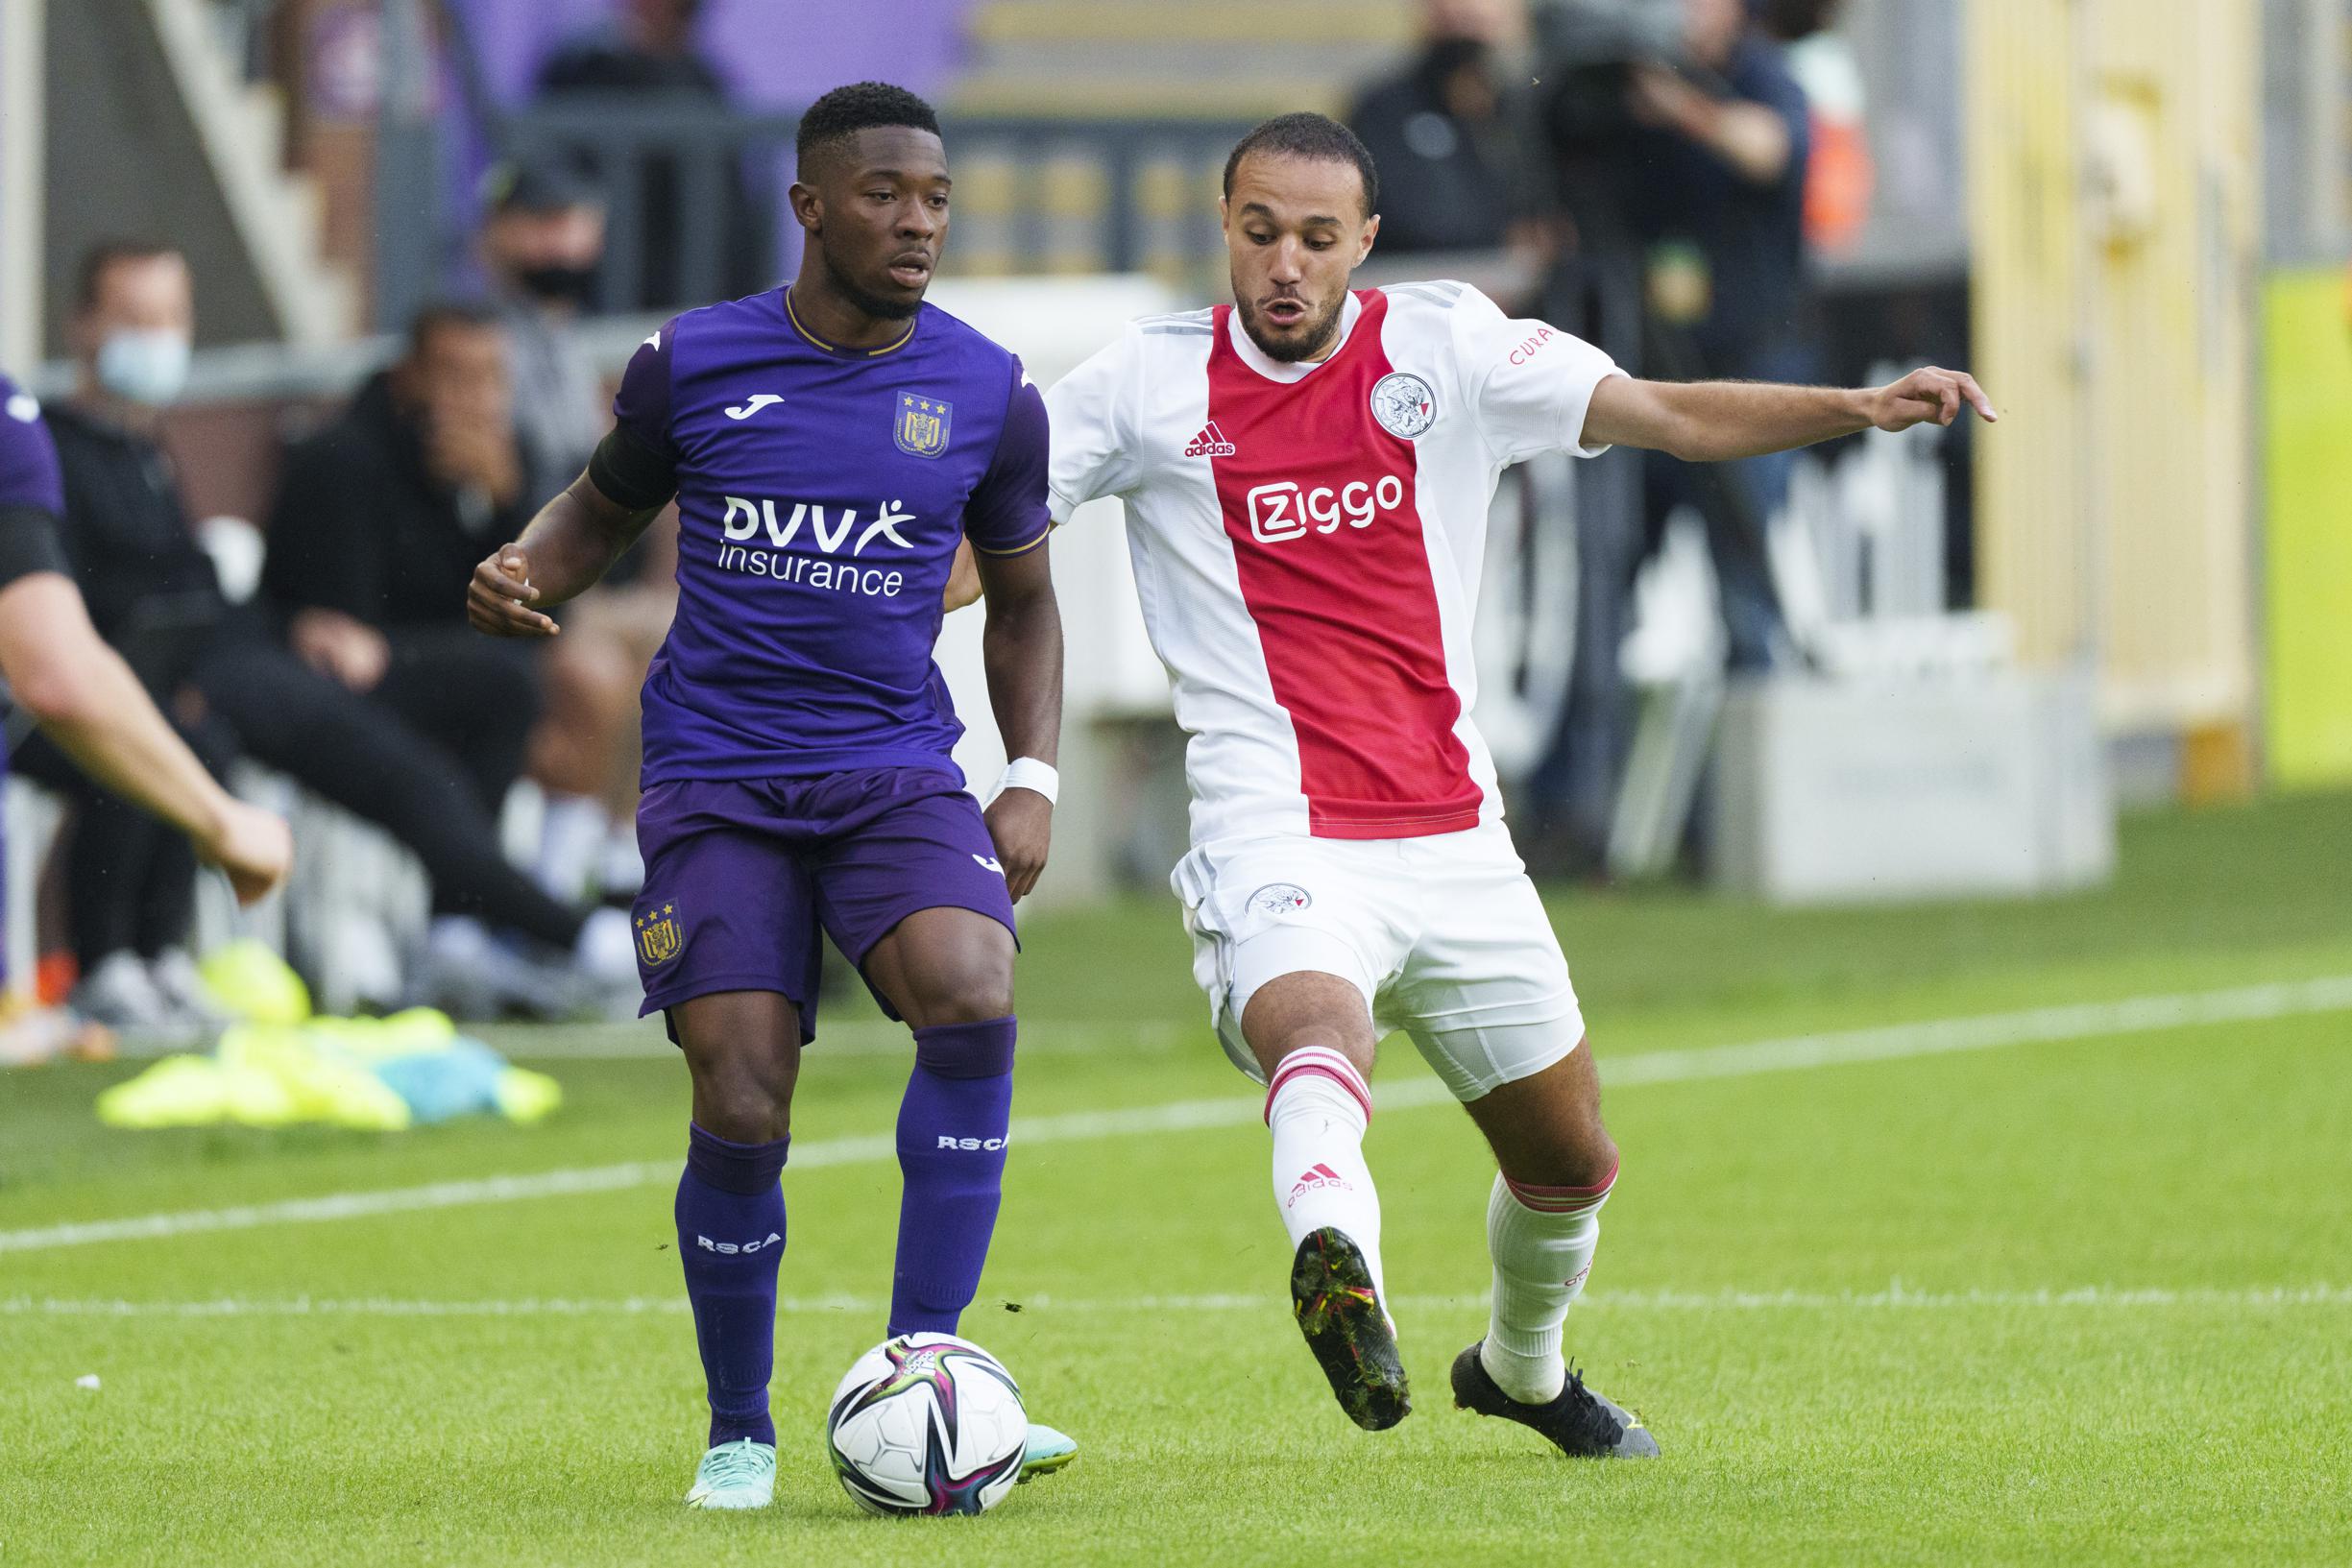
[824,1332,1029,1516]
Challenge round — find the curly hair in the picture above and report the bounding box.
[794,82,943,179]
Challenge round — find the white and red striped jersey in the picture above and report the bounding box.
[1046,280,1625,849]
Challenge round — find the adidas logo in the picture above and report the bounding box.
[1183,421,1238,458]
[1286,1162,1352,1206]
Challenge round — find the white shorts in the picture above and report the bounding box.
[1171,822,1587,1101]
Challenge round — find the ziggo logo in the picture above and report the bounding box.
[1244,475,1407,544]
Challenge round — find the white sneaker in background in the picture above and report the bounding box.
[573,905,640,985]
[146,950,231,1029]
[534,795,610,905]
[73,952,195,1045]
[597,822,644,901]
[410,915,588,1023]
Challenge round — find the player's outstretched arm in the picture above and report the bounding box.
[1580,367,1998,464]
[974,542,1062,903]
[0,572,291,905]
[468,472,663,638]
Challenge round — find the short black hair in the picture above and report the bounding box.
[479,154,602,215]
[405,298,502,358]
[75,239,182,312]
[1222,112,1379,218]
[794,81,943,180]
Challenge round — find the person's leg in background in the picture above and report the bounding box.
[373,626,541,817]
[1519,443,1646,878]
[1698,338,1819,675]
[532,584,677,903]
[9,732,183,1029]
[525,615,642,904]
[187,641,636,1009]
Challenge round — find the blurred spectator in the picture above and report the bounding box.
[477,157,612,508]
[473,154,676,902]
[1757,0,1874,257]
[268,298,655,910]
[262,302,539,817]
[534,0,772,309]
[1346,0,1527,255]
[29,243,634,1023]
[1610,0,1813,671]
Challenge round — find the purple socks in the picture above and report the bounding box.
[888,1016,1017,1335]
[676,1122,790,1448]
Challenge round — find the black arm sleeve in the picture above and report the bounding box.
[0,504,72,591]
[585,422,680,513]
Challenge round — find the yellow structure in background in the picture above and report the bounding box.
[1966,0,2261,770]
[2262,270,2352,788]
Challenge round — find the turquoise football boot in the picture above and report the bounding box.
[685,1437,776,1509]
[1018,1422,1078,1482]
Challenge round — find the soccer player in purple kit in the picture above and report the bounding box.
[466,84,1074,1508]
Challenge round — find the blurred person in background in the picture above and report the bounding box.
[263,302,542,826]
[36,243,634,1026]
[1346,0,1529,257]
[535,0,772,310]
[477,157,612,509]
[0,369,290,1057]
[1610,0,1813,672]
[476,157,678,906]
[1535,0,1813,675]
[1755,0,1873,259]
[269,299,651,922]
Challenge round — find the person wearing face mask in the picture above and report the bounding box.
[28,243,638,1028]
[473,158,680,906]
[477,157,613,511]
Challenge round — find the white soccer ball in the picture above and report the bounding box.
[824,1332,1029,1516]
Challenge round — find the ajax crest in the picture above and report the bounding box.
[1248,883,1313,917]
[636,902,683,966]
[1369,372,1437,439]
[895,392,953,458]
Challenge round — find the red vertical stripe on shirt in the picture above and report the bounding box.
[1204,293,1479,838]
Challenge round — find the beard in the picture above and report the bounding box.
[819,243,923,321]
[1233,286,1347,364]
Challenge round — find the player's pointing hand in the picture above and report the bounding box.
[1867,367,1998,433]
[468,545,560,638]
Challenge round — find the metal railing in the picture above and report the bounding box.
[494,103,1258,304]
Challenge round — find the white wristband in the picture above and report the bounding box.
[996,757,1059,806]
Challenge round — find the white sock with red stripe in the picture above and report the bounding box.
[1264,1047,1388,1307]
[1481,1163,1617,1404]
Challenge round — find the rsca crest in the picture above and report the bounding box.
[635,902,683,966]
[1369,372,1437,439]
[896,392,953,458]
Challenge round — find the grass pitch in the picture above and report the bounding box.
[3,794,2349,1565]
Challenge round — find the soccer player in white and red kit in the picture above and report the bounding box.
[1041,114,1995,1457]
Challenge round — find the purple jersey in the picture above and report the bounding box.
[0,374,66,519]
[609,291,1050,785]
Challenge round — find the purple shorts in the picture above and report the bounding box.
[630,767,1015,1043]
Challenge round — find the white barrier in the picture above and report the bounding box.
[1709,668,2116,904]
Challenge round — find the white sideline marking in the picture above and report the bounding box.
[4,974,2346,1257]
[7,1284,2351,1318]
